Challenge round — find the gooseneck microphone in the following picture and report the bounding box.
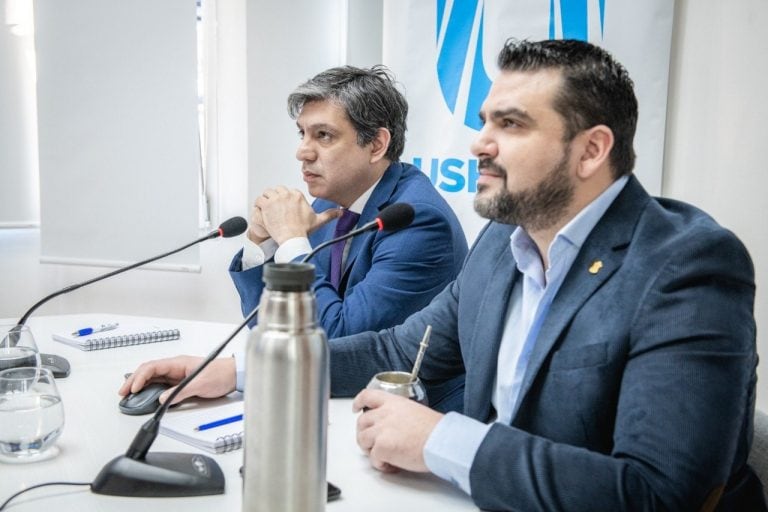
[12,217,248,378]
[91,203,415,497]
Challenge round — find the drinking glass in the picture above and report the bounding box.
[0,367,64,463]
[366,371,428,405]
[0,324,40,371]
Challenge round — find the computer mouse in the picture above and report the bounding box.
[119,382,171,415]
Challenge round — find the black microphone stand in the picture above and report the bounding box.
[92,307,257,497]
[10,219,246,378]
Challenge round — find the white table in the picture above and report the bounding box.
[1,314,475,511]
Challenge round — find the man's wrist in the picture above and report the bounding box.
[247,230,270,245]
[423,412,492,495]
[273,229,308,245]
[275,237,312,263]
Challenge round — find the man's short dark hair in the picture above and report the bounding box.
[498,39,638,177]
[287,65,408,162]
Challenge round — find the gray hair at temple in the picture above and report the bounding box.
[497,38,638,178]
[287,65,408,162]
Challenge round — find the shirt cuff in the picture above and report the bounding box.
[241,237,278,270]
[275,237,312,263]
[234,350,245,392]
[423,412,492,495]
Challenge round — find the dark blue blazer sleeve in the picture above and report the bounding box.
[228,162,468,336]
[228,248,266,321]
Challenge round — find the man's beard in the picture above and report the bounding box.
[474,147,574,232]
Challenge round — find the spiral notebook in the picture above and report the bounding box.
[52,320,180,351]
[159,401,244,454]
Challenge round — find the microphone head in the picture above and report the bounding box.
[376,203,415,232]
[218,216,248,238]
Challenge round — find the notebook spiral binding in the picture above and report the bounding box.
[215,432,244,453]
[90,329,181,350]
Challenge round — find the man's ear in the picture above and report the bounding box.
[369,127,391,163]
[575,125,614,179]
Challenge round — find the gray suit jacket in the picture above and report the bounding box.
[330,176,764,511]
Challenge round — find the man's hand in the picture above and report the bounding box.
[353,389,443,473]
[247,205,271,244]
[118,355,237,405]
[255,186,341,244]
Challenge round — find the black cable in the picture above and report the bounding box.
[0,481,92,511]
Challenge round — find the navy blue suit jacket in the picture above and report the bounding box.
[229,162,468,339]
[330,176,764,511]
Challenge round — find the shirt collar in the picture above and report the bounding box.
[510,175,629,271]
[346,176,382,215]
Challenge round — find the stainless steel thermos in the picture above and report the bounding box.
[243,263,329,512]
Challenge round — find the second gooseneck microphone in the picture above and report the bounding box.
[17,216,247,327]
[12,217,248,378]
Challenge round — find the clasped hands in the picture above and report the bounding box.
[248,186,341,245]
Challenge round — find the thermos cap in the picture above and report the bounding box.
[263,263,315,291]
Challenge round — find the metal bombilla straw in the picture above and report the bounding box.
[410,325,432,382]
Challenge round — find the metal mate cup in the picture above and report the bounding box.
[366,371,428,405]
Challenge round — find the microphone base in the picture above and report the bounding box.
[40,353,71,378]
[92,452,225,497]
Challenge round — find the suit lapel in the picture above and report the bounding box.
[512,177,650,415]
[308,218,335,274]
[343,162,403,283]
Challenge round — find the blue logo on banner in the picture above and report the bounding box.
[549,0,606,40]
[435,0,605,132]
[436,0,491,131]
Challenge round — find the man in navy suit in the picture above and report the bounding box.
[121,40,763,510]
[229,66,467,338]
[332,39,764,510]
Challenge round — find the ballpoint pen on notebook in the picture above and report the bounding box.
[71,323,119,337]
[195,413,244,432]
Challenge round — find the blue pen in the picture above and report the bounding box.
[194,413,243,432]
[71,322,119,337]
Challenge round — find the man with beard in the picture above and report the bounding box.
[341,39,763,510]
[120,40,763,510]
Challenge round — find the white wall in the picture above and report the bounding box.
[34,0,201,269]
[664,0,768,410]
[202,0,249,225]
[0,0,39,227]
[0,227,244,325]
[345,0,383,67]
[244,0,345,204]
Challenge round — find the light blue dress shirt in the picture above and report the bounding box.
[423,176,629,494]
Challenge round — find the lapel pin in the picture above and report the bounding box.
[588,260,603,275]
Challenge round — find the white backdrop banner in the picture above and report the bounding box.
[383,0,675,242]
